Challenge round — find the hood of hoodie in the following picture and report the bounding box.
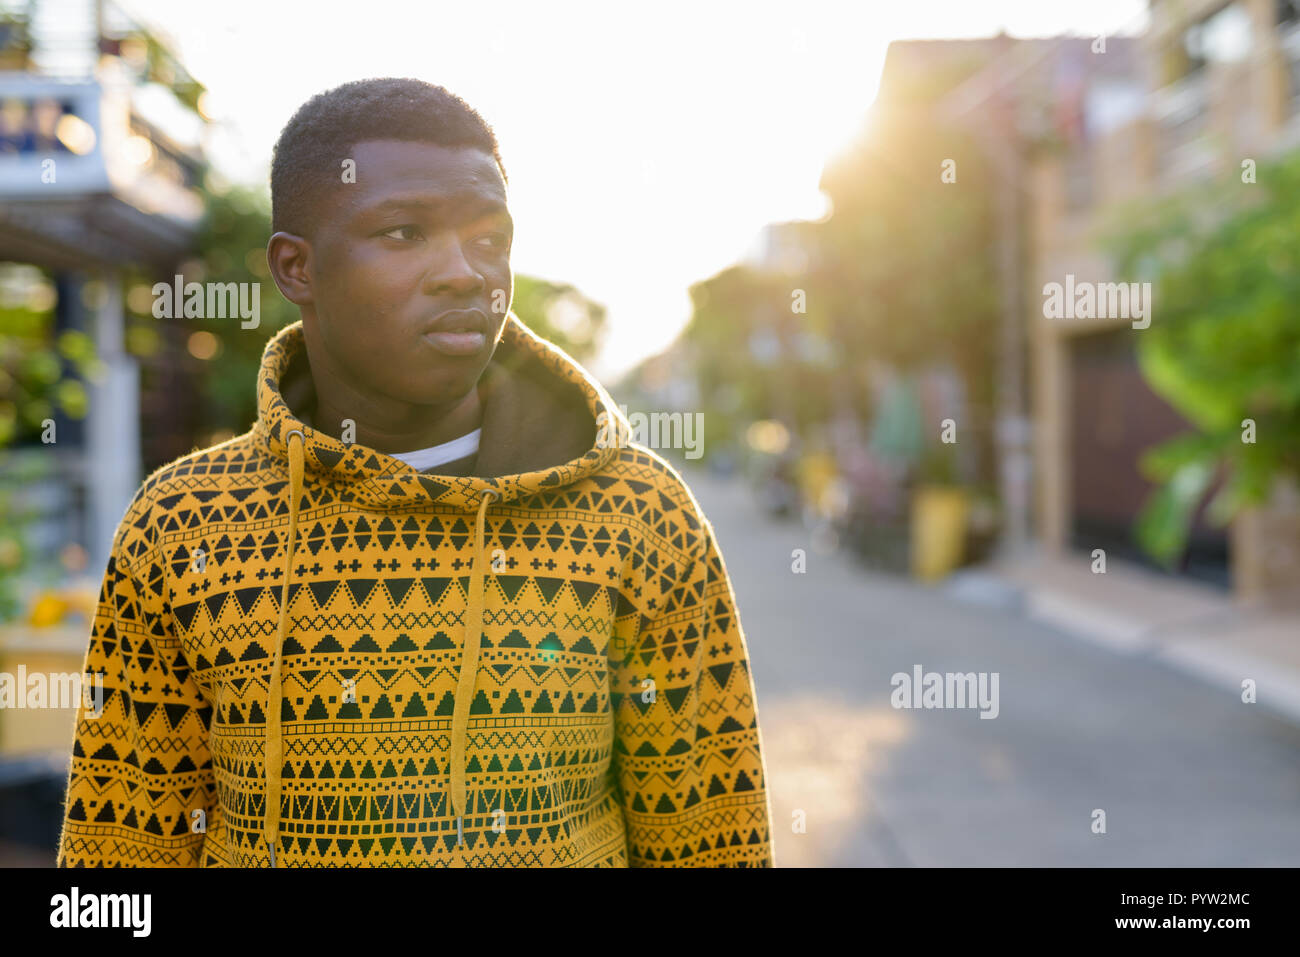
[252,310,632,866]
[253,310,632,511]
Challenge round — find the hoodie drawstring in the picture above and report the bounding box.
[265,428,304,868]
[449,487,498,866]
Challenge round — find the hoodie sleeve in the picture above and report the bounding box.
[56,499,215,867]
[610,507,775,867]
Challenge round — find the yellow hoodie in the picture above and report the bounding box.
[56,313,774,867]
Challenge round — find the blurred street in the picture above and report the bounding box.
[688,467,1300,867]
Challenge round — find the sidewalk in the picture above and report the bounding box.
[945,547,1300,726]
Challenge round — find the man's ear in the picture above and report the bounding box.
[267,231,313,306]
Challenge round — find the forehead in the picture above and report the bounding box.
[340,139,506,215]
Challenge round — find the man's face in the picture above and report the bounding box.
[300,139,513,408]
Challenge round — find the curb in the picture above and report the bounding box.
[943,569,1300,728]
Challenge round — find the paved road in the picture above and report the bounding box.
[685,467,1300,867]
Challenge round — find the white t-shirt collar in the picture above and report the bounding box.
[388,428,481,471]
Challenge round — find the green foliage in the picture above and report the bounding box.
[687,263,813,435]
[0,267,99,620]
[0,289,101,446]
[509,274,607,364]
[192,183,297,430]
[1107,152,1300,567]
[0,451,55,619]
[817,100,1000,375]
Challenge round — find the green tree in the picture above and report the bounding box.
[0,267,101,618]
[508,274,607,363]
[1108,153,1300,566]
[682,49,1003,480]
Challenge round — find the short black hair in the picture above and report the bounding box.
[269,77,507,236]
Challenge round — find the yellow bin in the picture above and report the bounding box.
[911,486,970,582]
[0,624,88,757]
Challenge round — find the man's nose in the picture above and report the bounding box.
[421,231,483,293]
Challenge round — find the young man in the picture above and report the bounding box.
[56,77,773,867]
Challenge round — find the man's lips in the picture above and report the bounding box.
[421,308,490,356]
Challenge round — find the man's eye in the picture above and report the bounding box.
[475,233,509,250]
[381,225,423,241]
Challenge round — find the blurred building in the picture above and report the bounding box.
[0,0,205,572]
[1027,0,1300,599]
[0,1,207,861]
[867,7,1298,598]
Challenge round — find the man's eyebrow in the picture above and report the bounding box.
[364,195,511,222]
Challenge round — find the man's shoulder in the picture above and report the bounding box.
[136,429,265,498]
[605,440,697,497]
[113,430,264,559]
[600,442,711,558]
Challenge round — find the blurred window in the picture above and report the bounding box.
[1182,3,1253,73]
[1280,1,1300,112]
[0,96,80,156]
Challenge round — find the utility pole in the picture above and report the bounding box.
[990,43,1032,553]
[940,32,1045,554]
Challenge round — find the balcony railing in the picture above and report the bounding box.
[1151,70,1214,179]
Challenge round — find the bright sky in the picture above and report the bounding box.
[122,0,1148,379]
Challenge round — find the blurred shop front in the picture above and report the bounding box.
[0,0,205,863]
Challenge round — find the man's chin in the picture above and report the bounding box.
[389,370,488,410]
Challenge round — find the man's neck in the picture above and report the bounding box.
[312,377,484,454]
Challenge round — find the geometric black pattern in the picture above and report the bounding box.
[56,313,774,867]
